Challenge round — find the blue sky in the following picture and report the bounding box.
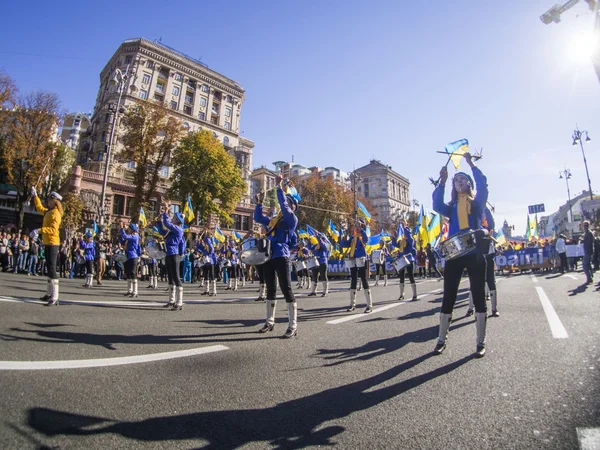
[3,0,600,235]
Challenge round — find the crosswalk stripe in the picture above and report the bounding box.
[535,286,568,339]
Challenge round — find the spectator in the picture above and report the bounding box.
[556,234,568,274]
[582,221,594,284]
[28,238,39,276]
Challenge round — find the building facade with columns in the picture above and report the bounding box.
[72,38,255,237]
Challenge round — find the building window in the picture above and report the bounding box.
[142,74,151,84]
[184,105,192,115]
[212,103,220,114]
[160,166,169,178]
[201,84,209,92]
[139,89,148,99]
[225,107,231,117]
[104,113,110,123]
[198,111,205,121]
[185,93,193,104]
[126,161,136,169]
[174,73,183,81]
[101,131,107,142]
[125,55,132,64]
[124,197,133,217]
[172,86,180,96]
[210,116,218,125]
[146,60,154,69]
[226,95,233,103]
[170,101,177,110]
[200,97,207,107]
[113,194,125,215]
[224,121,231,130]
[156,82,164,93]
[232,214,250,231]
[183,122,190,131]
[223,136,230,146]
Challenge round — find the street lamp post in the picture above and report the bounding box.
[348,171,362,226]
[559,168,574,224]
[572,128,594,201]
[99,67,130,226]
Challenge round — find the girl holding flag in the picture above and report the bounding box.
[392,218,418,301]
[340,220,373,313]
[432,152,489,357]
[307,232,330,297]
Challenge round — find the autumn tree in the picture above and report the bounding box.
[61,192,84,242]
[0,69,17,109]
[119,100,184,223]
[168,130,246,226]
[41,142,75,198]
[0,90,62,228]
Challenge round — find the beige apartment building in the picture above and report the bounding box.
[72,38,255,236]
[61,113,91,150]
[354,160,410,228]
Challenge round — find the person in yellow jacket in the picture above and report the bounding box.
[31,187,63,306]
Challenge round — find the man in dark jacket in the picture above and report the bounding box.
[582,221,594,284]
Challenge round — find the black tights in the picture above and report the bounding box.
[350,265,369,290]
[124,258,139,281]
[311,263,328,283]
[441,253,486,314]
[45,245,59,280]
[486,253,496,291]
[165,255,182,287]
[264,257,295,302]
[399,263,415,284]
[203,264,215,281]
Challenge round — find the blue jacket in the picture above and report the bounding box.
[253,188,298,259]
[196,237,217,265]
[309,235,330,264]
[224,245,238,264]
[80,239,95,261]
[483,207,495,231]
[391,227,416,259]
[119,229,141,260]
[162,212,185,257]
[340,230,369,258]
[432,166,488,238]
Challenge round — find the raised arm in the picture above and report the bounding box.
[432,165,452,217]
[277,188,298,231]
[33,195,48,215]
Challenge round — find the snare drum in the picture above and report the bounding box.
[306,257,320,270]
[372,250,384,265]
[146,239,166,260]
[355,256,367,268]
[439,230,477,261]
[344,258,356,269]
[294,260,306,272]
[240,238,271,266]
[393,255,412,272]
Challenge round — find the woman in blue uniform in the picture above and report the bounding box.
[308,232,330,297]
[391,219,417,301]
[160,202,186,310]
[119,223,141,298]
[80,231,96,288]
[432,152,489,357]
[340,221,373,313]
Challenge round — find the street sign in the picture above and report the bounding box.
[528,204,545,214]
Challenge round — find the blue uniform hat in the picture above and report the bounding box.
[174,212,185,225]
[286,194,298,209]
[84,231,93,238]
[128,223,139,233]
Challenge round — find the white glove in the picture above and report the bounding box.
[30,186,37,198]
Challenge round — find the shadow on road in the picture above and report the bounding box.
[26,352,474,449]
[568,283,589,296]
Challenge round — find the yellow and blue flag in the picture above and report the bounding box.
[357,201,371,223]
[214,225,226,243]
[445,139,469,170]
[306,224,317,236]
[297,229,309,239]
[427,212,441,244]
[233,230,243,243]
[183,194,195,224]
[92,220,98,237]
[139,207,147,228]
[285,185,302,203]
[494,228,507,246]
[327,219,338,242]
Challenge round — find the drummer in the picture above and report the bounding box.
[340,220,373,313]
[224,239,239,291]
[119,222,141,298]
[373,239,389,287]
[308,232,330,297]
[197,230,218,297]
[432,152,489,357]
[391,218,417,301]
[296,240,311,290]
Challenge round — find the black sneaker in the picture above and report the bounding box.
[364,306,373,313]
[163,302,174,308]
[255,297,265,302]
[490,310,500,318]
[475,345,486,358]
[171,304,182,311]
[40,295,50,301]
[321,293,327,297]
[45,299,59,307]
[308,292,317,297]
[346,306,356,312]
[433,342,446,355]
[465,309,474,317]
[258,323,274,333]
[282,327,297,338]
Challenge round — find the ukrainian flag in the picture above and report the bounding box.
[183,194,195,224]
[285,185,302,202]
[139,207,148,228]
[494,228,507,246]
[327,219,338,242]
[445,139,469,170]
[357,201,371,223]
[233,230,243,243]
[92,220,98,237]
[427,212,441,244]
[214,225,226,243]
[297,229,309,239]
[306,224,317,236]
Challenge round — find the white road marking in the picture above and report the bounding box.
[530,274,538,284]
[327,289,443,324]
[0,345,229,371]
[535,286,568,339]
[566,274,579,280]
[577,427,600,450]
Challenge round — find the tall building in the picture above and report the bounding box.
[61,113,91,150]
[72,38,255,234]
[354,160,410,228]
[501,220,513,239]
[271,161,350,187]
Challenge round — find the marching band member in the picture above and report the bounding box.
[466,206,499,318]
[297,241,311,289]
[80,231,95,288]
[254,177,299,338]
[160,202,186,310]
[432,152,489,357]
[308,232,330,297]
[373,239,389,287]
[197,231,218,297]
[119,222,141,298]
[224,239,239,291]
[341,221,373,313]
[391,219,417,301]
[31,188,63,306]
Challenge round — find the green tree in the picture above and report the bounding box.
[168,130,246,226]
[41,142,75,198]
[0,90,62,228]
[119,100,184,223]
[61,192,84,242]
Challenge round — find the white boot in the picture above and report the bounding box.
[374,275,379,286]
[132,280,138,298]
[321,280,329,297]
[475,312,487,357]
[233,277,238,291]
[411,283,417,301]
[41,280,51,301]
[466,291,474,316]
[124,280,133,296]
[384,275,388,287]
[306,277,312,290]
[256,283,265,301]
[45,279,60,306]
[283,302,298,338]
[163,285,175,307]
[308,279,318,296]
[173,286,184,310]
[241,277,246,288]
[259,300,277,333]
[485,284,490,300]
[363,289,373,313]
[89,274,94,287]
[398,283,405,300]
[347,289,357,312]
[153,276,158,289]
[490,290,499,317]
[211,280,217,296]
[434,313,452,354]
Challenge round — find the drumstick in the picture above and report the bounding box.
[26,151,56,205]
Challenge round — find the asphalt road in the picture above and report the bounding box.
[0,269,598,449]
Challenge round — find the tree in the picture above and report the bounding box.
[0,69,17,109]
[0,90,62,229]
[61,192,84,243]
[168,130,246,226]
[41,142,75,198]
[119,101,184,223]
